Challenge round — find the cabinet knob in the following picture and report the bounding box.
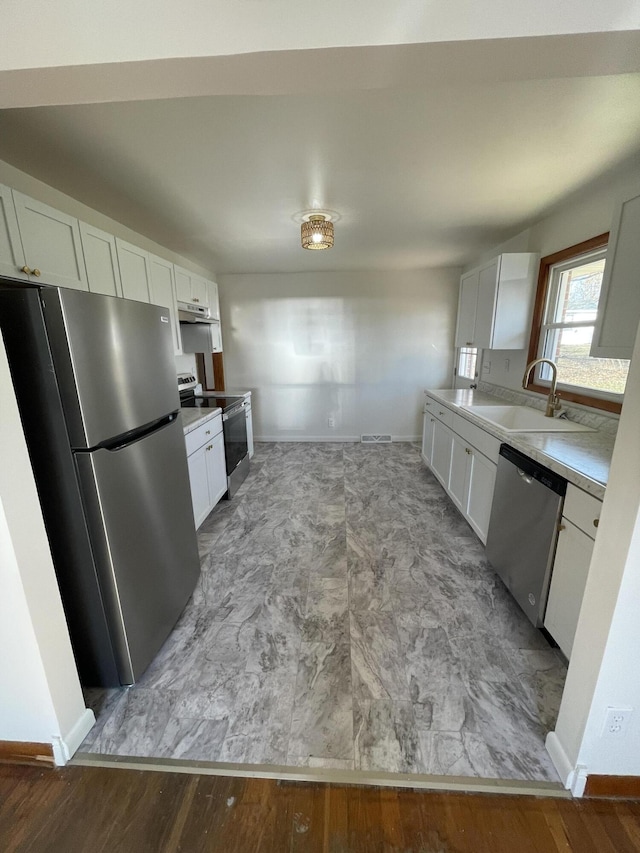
[32,268,41,277]
[430,418,435,423]
[20,265,32,275]
[193,298,199,303]
[558,523,566,531]
[205,430,211,435]
[466,341,473,346]
[593,518,599,528]
[439,410,445,416]
[465,447,471,454]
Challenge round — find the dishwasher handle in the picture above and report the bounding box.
[499,444,567,496]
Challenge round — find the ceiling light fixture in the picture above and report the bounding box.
[300,212,335,250]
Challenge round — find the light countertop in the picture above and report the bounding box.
[425,389,614,500]
[180,407,222,435]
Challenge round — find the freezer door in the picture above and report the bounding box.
[42,287,179,447]
[75,415,200,684]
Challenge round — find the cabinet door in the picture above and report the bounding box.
[13,191,88,290]
[591,187,640,359]
[544,519,593,659]
[116,239,151,303]
[473,259,499,349]
[206,430,228,507]
[187,443,211,529]
[0,184,27,279]
[448,433,468,512]
[80,223,123,297]
[174,265,193,303]
[149,253,182,355]
[192,276,208,308]
[206,280,220,320]
[245,404,254,458]
[465,448,497,544]
[454,270,478,347]
[431,420,453,489]
[421,412,435,466]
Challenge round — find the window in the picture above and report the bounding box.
[457,346,478,381]
[526,234,630,413]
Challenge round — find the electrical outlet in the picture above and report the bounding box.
[327,417,335,428]
[602,707,632,737]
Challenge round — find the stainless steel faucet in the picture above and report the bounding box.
[522,358,561,417]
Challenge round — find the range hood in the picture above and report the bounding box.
[177,301,217,324]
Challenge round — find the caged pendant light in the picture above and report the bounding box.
[301,214,334,250]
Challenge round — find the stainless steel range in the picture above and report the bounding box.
[178,374,250,498]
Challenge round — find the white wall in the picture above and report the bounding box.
[219,269,459,441]
[0,332,93,763]
[472,158,640,397]
[549,319,640,789]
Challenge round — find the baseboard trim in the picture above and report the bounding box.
[545,731,573,788]
[545,732,587,796]
[584,775,640,799]
[0,740,55,768]
[52,708,96,766]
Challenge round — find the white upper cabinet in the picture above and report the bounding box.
[175,265,207,307]
[591,186,640,359]
[454,270,478,347]
[0,183,27,279]
[206,279,220,321]
[79,223,123,298]
[192,275,208,307]
[115,238,151,303]
[454,253,538,350]
[175,266,220,318]
[148,253,182,356]
[12,191,88,290]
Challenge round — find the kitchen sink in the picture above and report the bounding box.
[463,405,595,433]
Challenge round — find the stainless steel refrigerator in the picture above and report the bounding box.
[0,283,200,686]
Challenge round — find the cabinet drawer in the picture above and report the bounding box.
[429,401,453,429]
[452,413,500,463]
[185,415,222,456]
[563,484,602,539]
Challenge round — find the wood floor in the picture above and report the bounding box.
[2,764,640,852]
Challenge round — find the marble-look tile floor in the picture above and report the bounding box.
[81,442,567,782]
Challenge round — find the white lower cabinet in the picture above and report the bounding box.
[421,396,499,544]
[187,443,211,528]
[464,447,497,543]
[544,484,602,658]
[421,411,435,466]
[185,416,227,529]
[431,419,453,488]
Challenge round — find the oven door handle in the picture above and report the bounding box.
[223,403,245,421]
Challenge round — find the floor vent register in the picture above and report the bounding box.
[361,434,392,444]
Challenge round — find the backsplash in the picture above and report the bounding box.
[477,381,619,436]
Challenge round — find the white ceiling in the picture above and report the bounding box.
[1,73,640,274]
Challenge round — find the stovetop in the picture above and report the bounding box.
[180,393,244,413]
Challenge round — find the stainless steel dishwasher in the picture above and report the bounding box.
[486,445,567,626]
